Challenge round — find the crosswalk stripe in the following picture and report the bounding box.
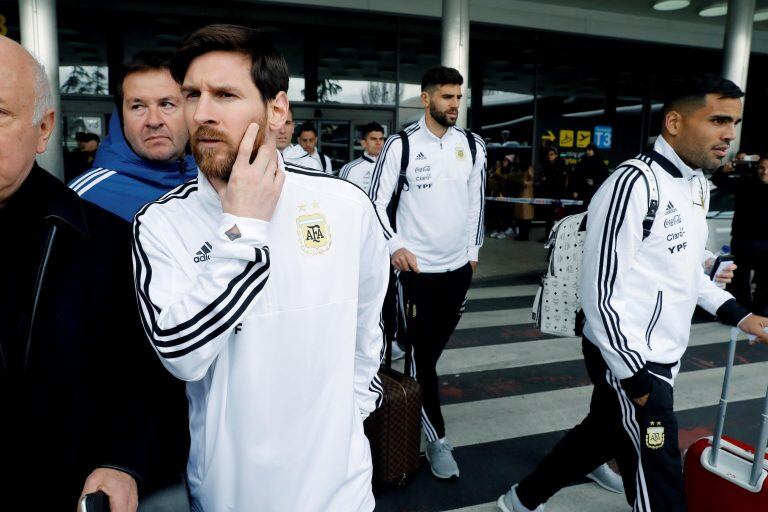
[442,481,628,512]
[458,308,532,330]
[442,361,768,449]
[466,284,540,301]
[439,323,746,375]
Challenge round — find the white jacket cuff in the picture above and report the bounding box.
[215,214,270,261]
[387,235,405,255]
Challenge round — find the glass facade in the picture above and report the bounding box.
[1,0,767,169]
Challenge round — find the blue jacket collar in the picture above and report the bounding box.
[92,109,197,186]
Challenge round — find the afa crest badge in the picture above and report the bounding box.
[646,421,665,449]
[456,146,466,160]
[296,210,331,255]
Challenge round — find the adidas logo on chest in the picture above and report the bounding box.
[193,242,212,263]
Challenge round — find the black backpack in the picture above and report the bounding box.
[317,150,331,174]
[386,128,477,230]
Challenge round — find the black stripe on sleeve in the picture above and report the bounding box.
[132,180,271,357]
[596,166,646,373]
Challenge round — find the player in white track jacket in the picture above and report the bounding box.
[498,74,768,512]
[132,25,388,512]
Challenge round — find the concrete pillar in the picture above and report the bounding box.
[441,0,470,129]
[722,0,755,156]
[19,0,63,181]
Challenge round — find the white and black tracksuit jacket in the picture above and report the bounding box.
[340,153,376,191]
[283,144,333,174]
[131,154,388,512]
[581,136,749,397]
[369,116,486,271]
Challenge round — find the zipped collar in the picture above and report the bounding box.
[362,153,376,163]
[418,115,460,143]
[652,136,702,180]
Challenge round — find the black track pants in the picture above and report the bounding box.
[399,262,473,442]
[516,339,685,512]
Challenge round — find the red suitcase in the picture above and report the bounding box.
[684,328,768,511]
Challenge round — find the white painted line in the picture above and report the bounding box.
[443,361,768,448]
[440,323,742,375]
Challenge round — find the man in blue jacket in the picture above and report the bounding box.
[70,52,197,221]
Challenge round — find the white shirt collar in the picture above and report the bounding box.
[418,115,456,142]
[654,135,702,179]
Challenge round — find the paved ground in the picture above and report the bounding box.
[374,226,768,512]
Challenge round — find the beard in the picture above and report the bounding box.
[192,120,267,182]
[429,100,458,128]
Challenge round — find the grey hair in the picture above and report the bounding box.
[30,57,54,124]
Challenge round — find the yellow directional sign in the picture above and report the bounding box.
[541,130,555,142]
[577,130,591,148]
[559,130,574,148]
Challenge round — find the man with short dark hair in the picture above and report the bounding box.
[370,65,486,479]
[77,130,100,152]
[133,24,387,511]
[285,121,333,174]
[70,51,197,221]
[339,122,385,191]
[498,75,768,512]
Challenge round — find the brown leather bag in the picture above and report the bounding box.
[364,298,422,491]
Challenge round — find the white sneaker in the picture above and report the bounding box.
[425,438,460,479]
[505,227,517,236]
[497,484,545,512]
[390,343,406,361]
[490,230,500,238]
[587,463,624,493]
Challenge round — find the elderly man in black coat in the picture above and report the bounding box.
[0,36,187,511]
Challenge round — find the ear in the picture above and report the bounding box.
[267,91,289,133]
[664,110,682,137]
[36,110,56,154]
[420,90,430,109]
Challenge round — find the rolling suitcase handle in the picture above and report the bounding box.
[702,327,768,491]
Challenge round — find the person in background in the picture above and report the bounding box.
[339,121,385,191]
[538,146,569,241]
[370,65,486,480]
[712,155,768,316]
[69,52,197,222]
[508,154,534,241]
[276,104,296,154]
[284,122,333,174]
[570,143,608,210]
[64,131,100,182]
[487,156,512,239]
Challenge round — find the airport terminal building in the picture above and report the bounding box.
[2,0,766,173]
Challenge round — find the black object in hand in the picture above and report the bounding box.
[80,490,110,512]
